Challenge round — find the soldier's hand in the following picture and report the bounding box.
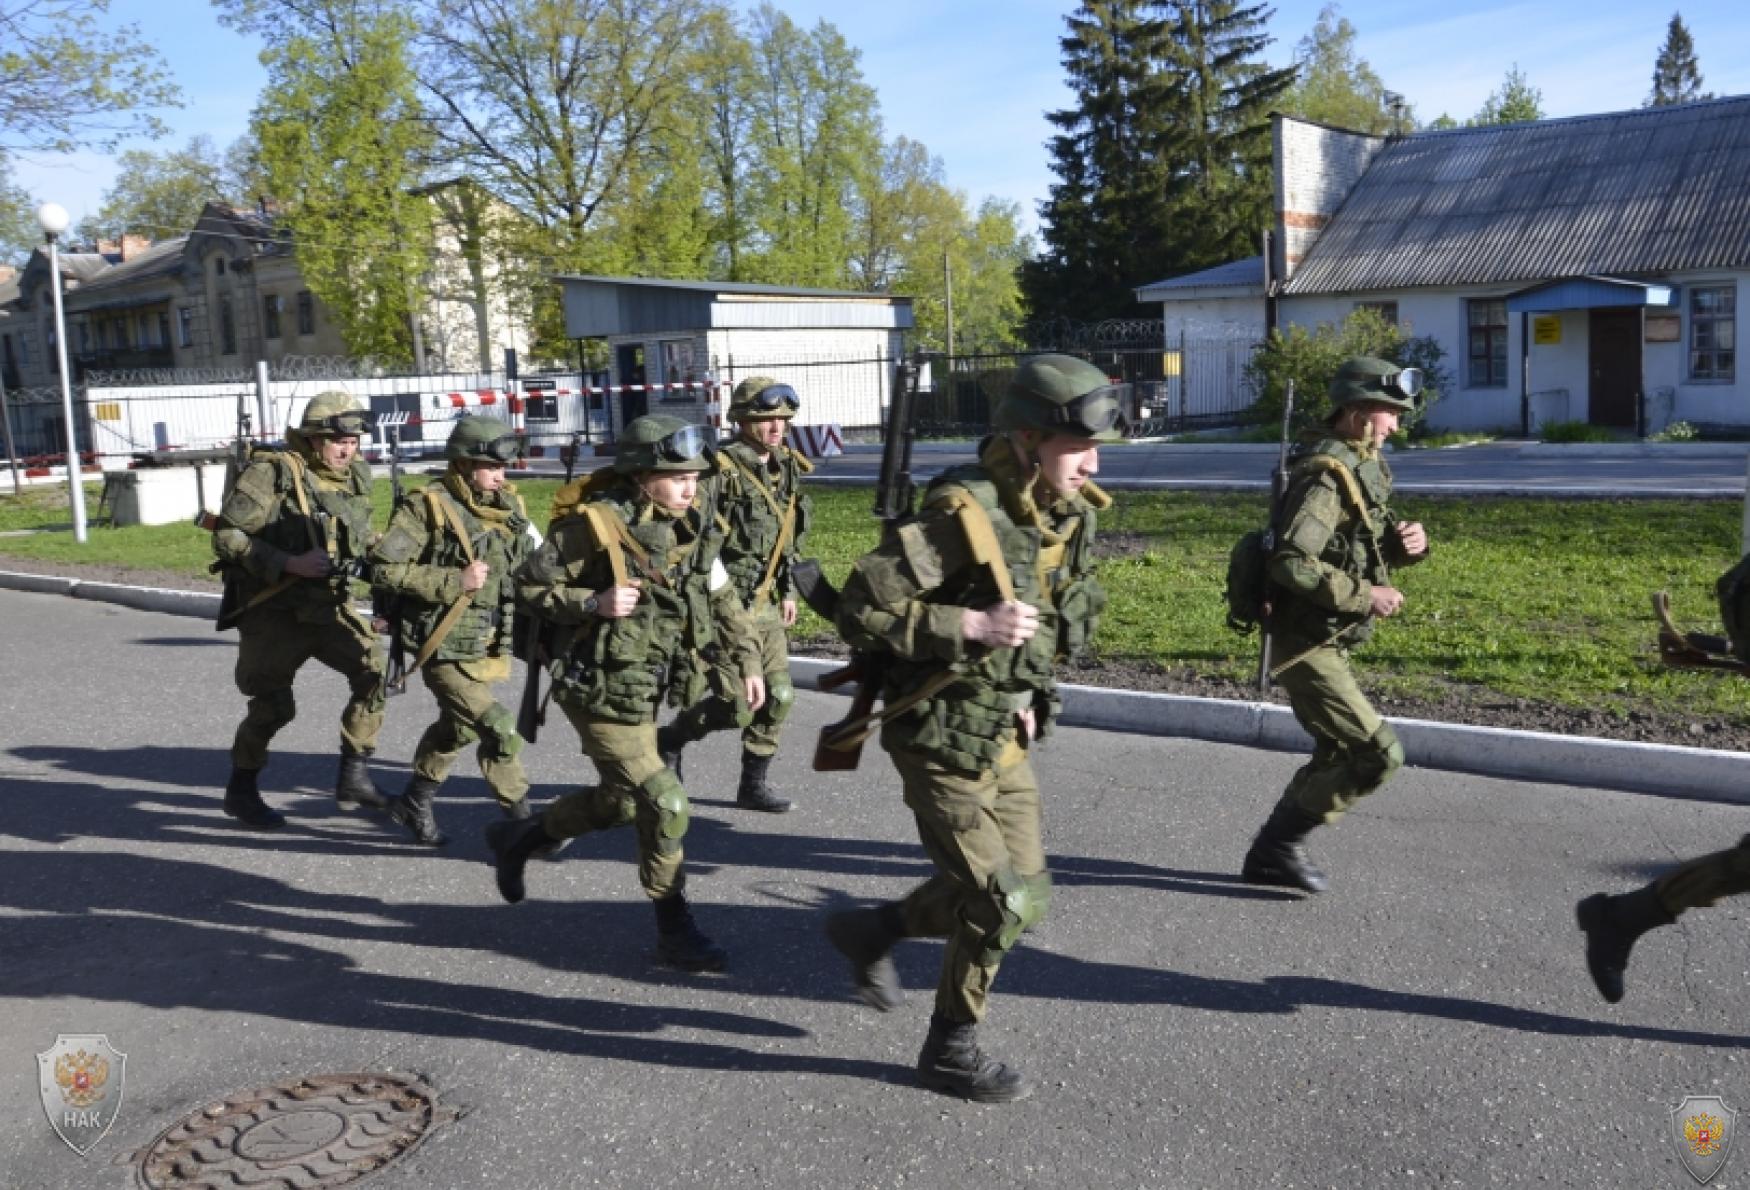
[743,674,767,713]
[460,560,490,593]
[781,598,798,627]
[1369,585,1406,618]
[1017,705,1037,742]
[1395,521,1428,557]
[285,549,333,579]
[595,582,643,619]
[964,600,1039,648]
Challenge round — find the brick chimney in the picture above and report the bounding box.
[1272,115,1388,283]
[95,235,153,261]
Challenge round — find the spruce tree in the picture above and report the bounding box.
[1648,13,1708,106]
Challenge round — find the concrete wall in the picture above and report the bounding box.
[1158,296,1267,343]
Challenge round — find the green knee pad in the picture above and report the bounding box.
[478,703,524,760]
[758,678,796,727]
[1354,722,1405,787]
[253,688,296,733]
[640,768,690,854]
[349,665,386,711]
[977,868,1046,964]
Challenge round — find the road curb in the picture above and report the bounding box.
[5,570,1743,805]
[786,658,1750,806]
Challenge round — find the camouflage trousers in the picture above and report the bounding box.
[1275,640,1404,824]
[1655,834,1750,916]
[412,656,528,810]
[889,734,1050,1023]
[543,703,685,900]
[231,603,384,771]
[664,601,790,757]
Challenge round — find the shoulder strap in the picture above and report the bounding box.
[577,504,633,590]
[727,450,802,605]
[932,487,1017,602]
[423,487,477,564]
[1296,455,1369,521]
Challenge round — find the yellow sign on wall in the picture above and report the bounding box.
[93,402,122,422]
[1533,315,1562,345]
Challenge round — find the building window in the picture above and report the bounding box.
[297,291,315,335]
[1356,300,1399,325]
[220,300,236,355]
[1467,298,1508,387]
[215,257,226,276]
[158,312,171,347]
[177,307,193,348]
[263,293,282,340]
[1690,284,1736,382]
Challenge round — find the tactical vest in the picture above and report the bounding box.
[881,465,1106,773]
[222,449,374,609]
[716,440,812,606]
[400,484,526,661]
[1274,436,1393,646]
[550,485,730,724]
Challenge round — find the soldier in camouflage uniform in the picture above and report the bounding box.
[1240,356,1430,893]
[825,354,1118,1103]
[657,376,813,813]
[212,391,389,828]
[1577,840,1750,1003]
[485,415,766,971]
[370,415,536,846]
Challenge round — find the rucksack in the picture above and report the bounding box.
[1223,454,1373,635]
[1716,553,1750,661]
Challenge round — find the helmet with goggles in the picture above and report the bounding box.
[445,414,525,465]
[993,354,1128,443]
[614,415,713,475]
[729,376,801,422]
[1328,356,1423,415]
[295,391,370,439]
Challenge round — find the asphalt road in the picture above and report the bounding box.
[2,589,1747,1188]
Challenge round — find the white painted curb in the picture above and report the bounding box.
[4,571,1742,805]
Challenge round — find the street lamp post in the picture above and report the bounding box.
[36,202,87,543]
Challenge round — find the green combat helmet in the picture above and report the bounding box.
[445,414,525,465]
[729,375,801,422]
[288,391,370,450]
[1328,356,1424,415]
[993,353,1127,443]
[614,414,713,474]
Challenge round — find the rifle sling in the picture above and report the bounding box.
[407,487,481,674]
[724,451,799,607]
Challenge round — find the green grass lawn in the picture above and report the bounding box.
[2,479,1745,722]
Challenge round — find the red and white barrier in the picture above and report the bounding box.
[787,423,844,459]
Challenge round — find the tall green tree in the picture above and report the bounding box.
[1648,12,1709,106]
[1281,3,1406,134]
[1470,64,1544,125]
[75,135,252,244]
[742,4,880,287]
[688,8,760,280]
[0,156,38,265]
[0,0,180,153]
[221,0,435,366]
[953,198,1031,353]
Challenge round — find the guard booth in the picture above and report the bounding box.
[1506,276,1679,436]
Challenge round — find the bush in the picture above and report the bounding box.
[1539,420,1618,443]
[1649,420,1700,442]
[1245,309,1451,436]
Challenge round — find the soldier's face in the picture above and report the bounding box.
[318,435,359,469]
[468,462,507,494]
[641,471,699,511]
[1035,434,1101,497]
[741,418,787,450]
[1349,404,1401,447]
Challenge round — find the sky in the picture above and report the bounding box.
[9,0,1750,239]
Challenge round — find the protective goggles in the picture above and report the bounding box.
[1382,368,1424,399]
[656,423,711,463]
[477,432,527,463]
[309,410,371,437]
[748,384,801,413]
[1043,383,1131,438]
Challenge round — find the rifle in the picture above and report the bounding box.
[514,614,552,742]
[376,420,409,696]
[813,353,922,771]
[1256,379,1296,691]
[563,429,585,484]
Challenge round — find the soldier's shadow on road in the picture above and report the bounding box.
[133,636,231,648]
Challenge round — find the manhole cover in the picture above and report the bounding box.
[134,1072,453,1188]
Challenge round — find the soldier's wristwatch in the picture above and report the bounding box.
[582,594,600,616]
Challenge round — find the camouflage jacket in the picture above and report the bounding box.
[714,438,813,606]
[212,448,374,619]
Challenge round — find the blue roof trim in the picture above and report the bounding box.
[1505,276,1677,313]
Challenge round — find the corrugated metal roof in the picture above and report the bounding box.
[1284,95,1750,295]
[555,273,912,303]
[1135,256,1264,297]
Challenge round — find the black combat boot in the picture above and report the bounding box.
[223,767,285,829]
[737,750,792,813]
[825,902,906,1011]
[653,892,729,972]
[1241,800,1329,893]
[1576,885,1675,1003]
[484,815,557,903]
[387,776,448,847]
[656,723,686,784]
[334,747,390,812]
[916,1013,1032,1103]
